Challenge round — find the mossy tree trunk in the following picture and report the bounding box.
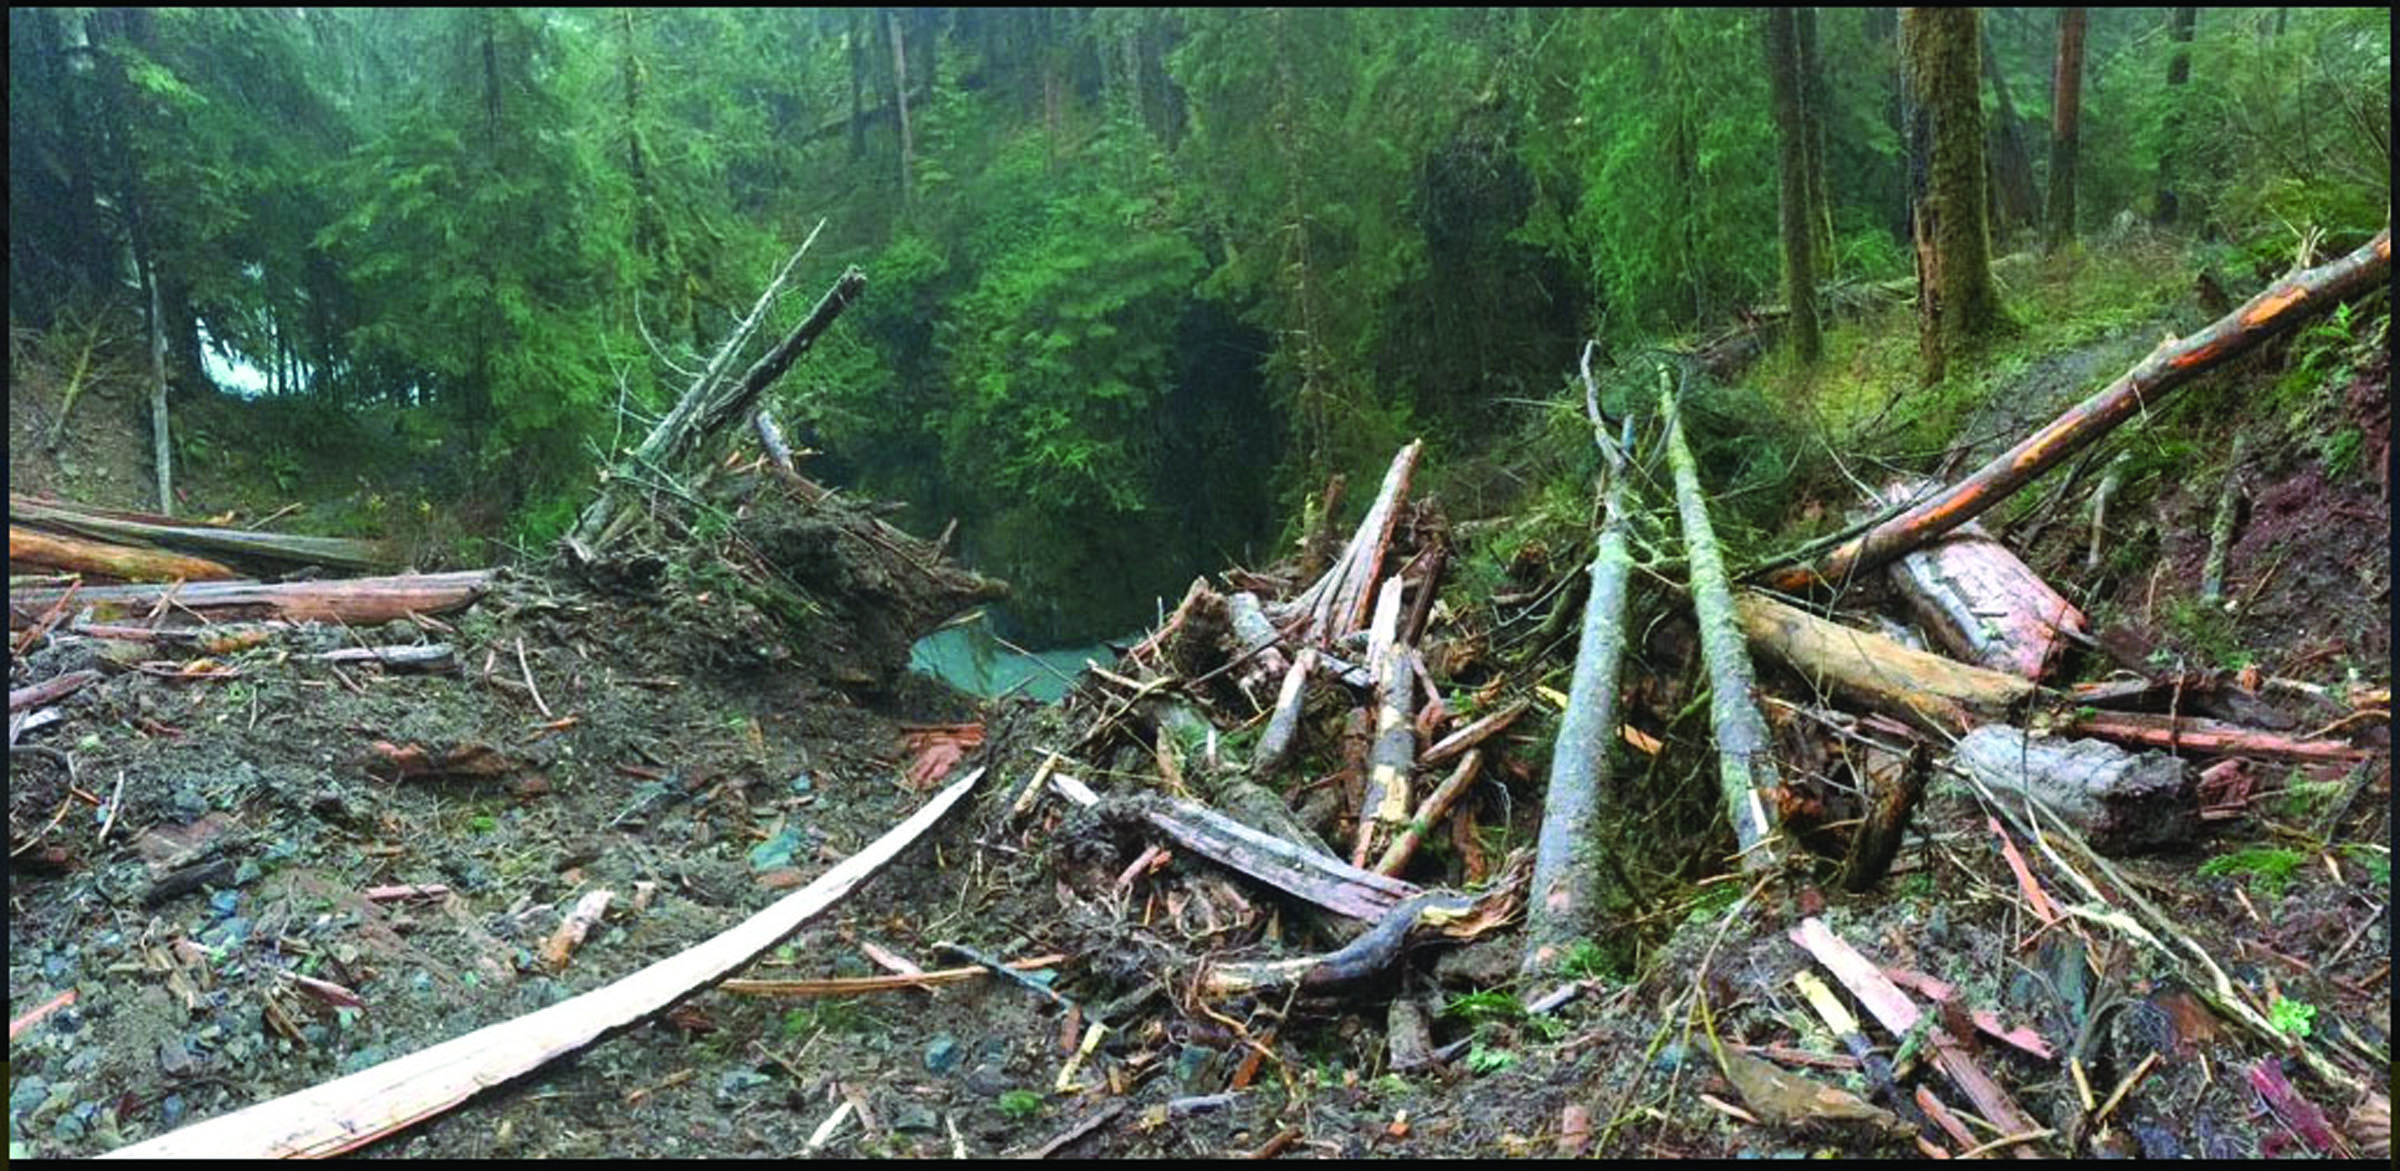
[2156,7,2197,225]
[1902,6,2003,384]
[1766,7,1821,364]
[1796,7,1836,272]
[2045,8,2088,253]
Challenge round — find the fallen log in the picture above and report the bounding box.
[1734,591,2032,735]
[1951,727,2198,855]
[1525,348,1640,975]
[1354,578,1417,868]
[1775,228,2392,590]
[9,525,241,583]
[1873,481,2084,680]
[1375,748,1485,878]
[9,571,492,631]
[10,669,101,713]
[11,495,396,572]
[1663,378,1783,872]
[2062,709,2366,765]
[1837,740,1927,891]
[1420,698,1528,769]
[1048,773,1418,924]
[1250,647,1317,778]
[101,767,986,1159]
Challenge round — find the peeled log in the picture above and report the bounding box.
[1780,228,2391,589]
[1952,727,2197,854]
[2063,710,2366,765]
[9,571,491,631]
[1353,577,1417,869]
[11,525,240,583]
[1875,481,2084,679]
[1735,591,2032,735]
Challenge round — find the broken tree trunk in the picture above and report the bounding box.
[1735,591,2033,735]
[1662,378,1783,873]
[1525,348,1640,975]
[1353,577,1417,869]
[101,769,986,1159]
[1952,727,2198,855]
[1873,480,2085,679]
[573,232,864,549]
[1279,441,1422,644]
[12,495,397,572]
[9,525,240,583]
[1778,228,2392,590]
[9,571,491,631]
[1250,647,1317,779]
[1375,748,1484,878]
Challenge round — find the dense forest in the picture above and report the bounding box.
[11,7,2386,642]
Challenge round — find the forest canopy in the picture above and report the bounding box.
[9,7,2390,641]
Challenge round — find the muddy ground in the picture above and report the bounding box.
[9,296,2392,1161]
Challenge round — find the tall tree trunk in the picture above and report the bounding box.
[2156,7,2197,225]
[1902,6,2003,384]
[1796,7,1836,272]
[887,9,913,207]
[1980,27,2038,234]
[1269,7,1327,467]
[2045,8,2087,253]
[1766,8,1821,363]
[847,9,866,160]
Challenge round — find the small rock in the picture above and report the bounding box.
[158,1040,197,1077]
[10,1076,49,1117]
[924,1034,964,1074]
[963,1066,1013,1099]
[885,1098,939,1134]
[160,1094,186,1127]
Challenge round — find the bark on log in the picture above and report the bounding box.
[1873,480,2085,680]
[1952,727,2198,854]
[1663,382,1783,872]
[2062,710,2367,765]
[1050,782,1421,924]
[1735,591,2033,735]
[1524,382,1638,975]
[10,571,491,631]
[1421,698,1529,769]
[10,669,100,712]
[1225,591,1293,685]
[10,525,240,583]
[102,769,986,1159]
[12,495,395,572]
[1779,229,2392,590]
[1837,741,1926,891]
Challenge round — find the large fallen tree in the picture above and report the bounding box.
[1523,346,1641,976]
[8,570,492,630]
[1772,228,2391,591]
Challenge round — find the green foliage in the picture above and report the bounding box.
[996,1090,1046,1121]
[2198,846,2308,897]
[1443,989,1526,1025]
[2268,996,2317,1040]
[2341,845,2390,887]
[1464,1041,1520,1075]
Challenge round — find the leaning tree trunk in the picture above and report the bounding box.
[1522,348,1640,977]
[1661,375,1783,874]
[570,235,863,551]
[2045,8,2088,252]
[1903,6,2004,384]
[1778,229,2391,589]
[1766,8,1822,364]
